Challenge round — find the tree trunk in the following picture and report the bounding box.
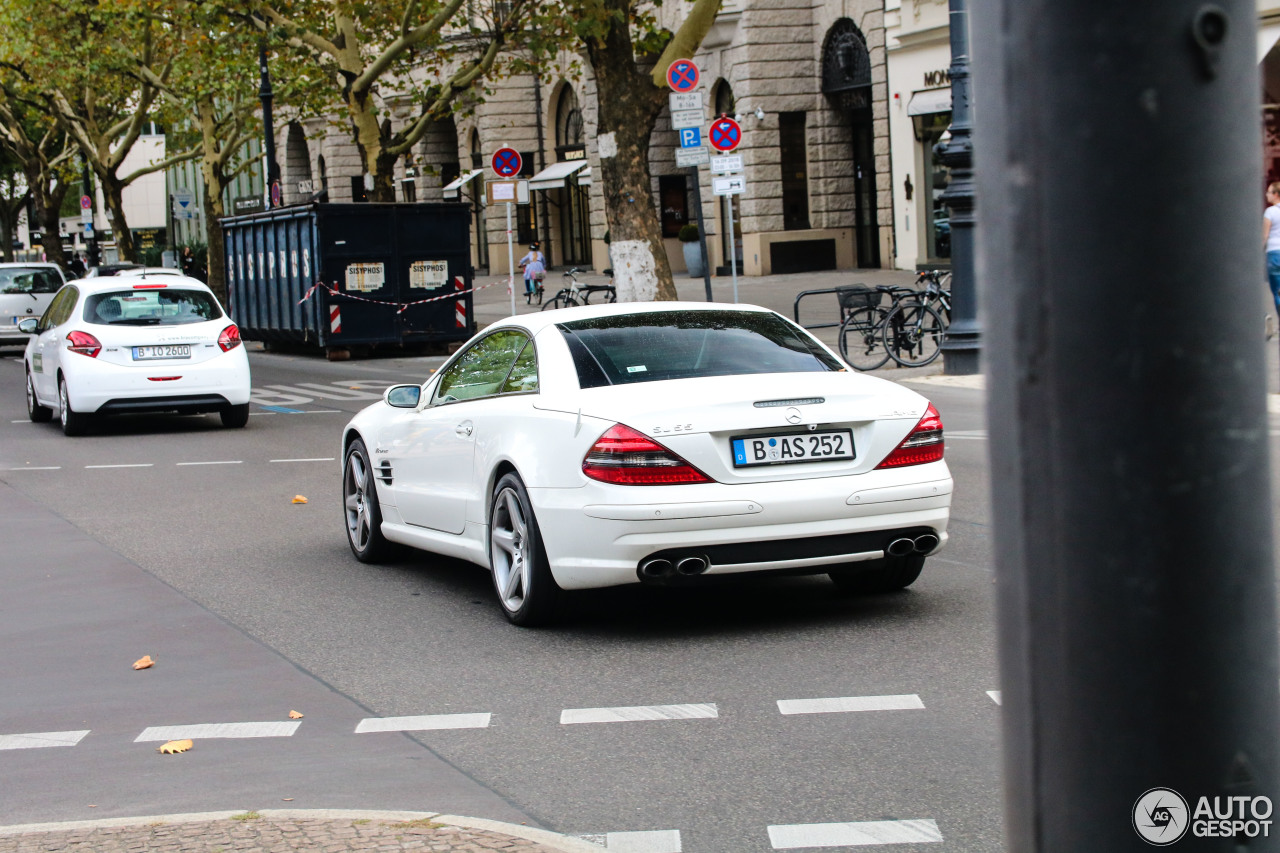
[197,99,228,302]
[0,203,16,262]
[100,177,136,262]
[585,3,676,302]
[27,167,67,270]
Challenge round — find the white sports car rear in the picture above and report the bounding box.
[341,302,952,625]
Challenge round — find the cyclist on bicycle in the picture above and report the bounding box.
[518,243,546,303]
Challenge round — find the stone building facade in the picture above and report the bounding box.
[272,0,892,278]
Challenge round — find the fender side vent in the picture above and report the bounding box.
[376,461,394,485]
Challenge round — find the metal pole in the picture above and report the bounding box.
[936,0,979,374]
[506,201,515,316]
[727,193,738,304]
[689,167,713,301]
[259,41,281,207]
[972,0,1280,848]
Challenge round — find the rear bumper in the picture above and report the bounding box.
[530,461,952,590]
[64,351,251,413]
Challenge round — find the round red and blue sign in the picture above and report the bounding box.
[491,148,522,178]
[666,59,700,93]
[708,116,742,152]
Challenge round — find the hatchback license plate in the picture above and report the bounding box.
[732,430,854,467]
[133,345,191,360]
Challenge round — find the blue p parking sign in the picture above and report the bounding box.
[679,127,702,149]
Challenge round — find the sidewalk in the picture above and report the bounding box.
[0,810,605,853]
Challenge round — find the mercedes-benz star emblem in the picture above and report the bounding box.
[785,407,803,425]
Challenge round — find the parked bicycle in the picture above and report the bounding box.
[541,268,617,310]
[836,284,947,370]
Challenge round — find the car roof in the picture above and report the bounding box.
[0,262,61,270]
[67,274,214,296]
[114,267,185,277]
[489,301,775,335]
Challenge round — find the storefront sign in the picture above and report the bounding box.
[345,262,385,292]
[409,260,449,289]
[923,69,951,88]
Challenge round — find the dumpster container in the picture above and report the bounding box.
[221,203,475,352]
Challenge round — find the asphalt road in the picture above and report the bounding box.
[0,341,1001,852]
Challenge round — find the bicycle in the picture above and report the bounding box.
[836,285,918,370]
[878,271,951,368]
[541,268,616,310]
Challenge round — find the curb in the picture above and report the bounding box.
[0,809,605,853]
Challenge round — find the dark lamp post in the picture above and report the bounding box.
[258,32,281,207]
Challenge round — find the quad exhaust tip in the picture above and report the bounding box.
[639,558,674,579]
[675,555,710,576]
[887,534,940,558]
[638,555,711,580]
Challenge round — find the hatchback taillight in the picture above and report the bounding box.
[65,330,101,358]
[875,403,944,469]
[583,424,712,485]
[218,324,241,352]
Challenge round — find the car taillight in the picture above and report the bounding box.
[875,403,944,469]
[65,330,101,358]
[583,424,713,485]
[218,324,241,352]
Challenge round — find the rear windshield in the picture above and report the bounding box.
[557,310,842,388]
[83,289,223,326]
[0,267,62,295]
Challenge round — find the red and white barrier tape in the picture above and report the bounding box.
[297,280,498,315]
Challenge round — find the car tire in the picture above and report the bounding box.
[220,403,250,428]
[829,553,925,594]
[488,472,560,626]
[26,370,52,423]
[343,438,394,562]
[58,376,91,436]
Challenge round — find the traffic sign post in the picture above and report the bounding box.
[676,147,709,168]
[491,148,522,178]
[708,116,742,152]
[491,148,523,314]
[678,127,702,149]
[669,92,703,113]
[671,109,703,131]
[710,155,743,174]
[666,59,700,93]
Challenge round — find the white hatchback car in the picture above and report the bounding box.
[21,274,251,435]
[341,302,953,625]
[0,263,65,345]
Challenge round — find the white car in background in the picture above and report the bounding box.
[0,263,65,345]
[21,273,251,435]
[340,302,952,625]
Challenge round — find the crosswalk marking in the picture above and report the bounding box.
[777,695,924,715]
[355,713,491,733]
[134,721,301,742]
[580,830,681,852]
[0,730,90,750]
[561,704,718,725]
[768,820,943,848]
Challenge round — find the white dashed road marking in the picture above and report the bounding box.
[176,460,242,466]
[777,694,925,715]
[354,713,491,733]
[1,466,60,471]
[987,690,1002,705]
[134,721,301,742]
[560,704,718,725]
[0,730,90,750]
[84,464,153,469]
[270,457,336,463]
[767,820,943,848]
[575,830,683,852]
[946,430,987,440]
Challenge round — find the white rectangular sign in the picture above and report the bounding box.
[670,109,703,130]
[345,262,385,292]
[712,175,745,196]
[676,147,710,167]
[409,260,449,289]
[669,92,703,112]
[711,155,743,174]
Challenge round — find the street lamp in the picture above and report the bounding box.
[257,21,281,208]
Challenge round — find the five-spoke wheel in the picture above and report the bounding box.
[489,472,559,625]
[343,438,392,562]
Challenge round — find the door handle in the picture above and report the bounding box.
[456,421,474,437]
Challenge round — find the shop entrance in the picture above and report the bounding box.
[822,19,880,268]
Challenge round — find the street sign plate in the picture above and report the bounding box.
[712,175,745,196]
[676,147,710,167]
[678,127,702,149]
[491,147,521,178]
[711,155,743,173]
[669,92,703,112]
[709,117,742,152]
[671,109,703,130]
[80,208,92,224]
[666,59,700,92]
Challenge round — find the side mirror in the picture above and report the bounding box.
[384,384,422,408]
[17,318,39,334]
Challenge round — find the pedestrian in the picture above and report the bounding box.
[1264,182,1280,318]
[67,253,86,279]
[518,242,545,304]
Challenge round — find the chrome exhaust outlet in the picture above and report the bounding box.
[639,558,674,579]
[675,555,710,576]
[913,533,940,553]
[886,538,917,558]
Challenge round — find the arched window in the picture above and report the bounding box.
[555,85,584,158]
[822,20,872,112]
[714,81,735,119]
[470,129,483,170]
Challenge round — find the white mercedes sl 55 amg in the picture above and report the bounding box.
[340,302,953,625]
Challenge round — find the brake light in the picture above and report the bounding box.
[583,424,712,485]
[65,330,101,358]
[875,403,944,469]
[132,283,167,289]
[218,324,242,352]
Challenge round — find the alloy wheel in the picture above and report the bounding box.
[344,450,372,551]
[490,487,532,613]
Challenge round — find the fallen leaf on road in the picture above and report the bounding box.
[291,495,308,504]
[132,655,154,670]
[282,798,294,801]
[288,710,303,719]
[157,739,192,754]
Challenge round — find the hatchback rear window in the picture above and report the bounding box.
[83,289,223,326]
[557,310,842,388]
[0,267,62,294]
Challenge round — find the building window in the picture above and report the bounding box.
[555,86,585,160]
[350,175,368,203]
[401,180,417,203]
[659,175,689,238]
[779,112,811,231]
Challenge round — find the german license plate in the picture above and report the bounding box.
[732,430,855,467]
[133,345,191,360]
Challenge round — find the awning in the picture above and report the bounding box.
[907,88,952,117]
[529,160,589,191]
[579,166,592,186]
[442,169,483,200]
[1261,20,1280,62]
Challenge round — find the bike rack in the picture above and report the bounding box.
[793,286,874,330]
